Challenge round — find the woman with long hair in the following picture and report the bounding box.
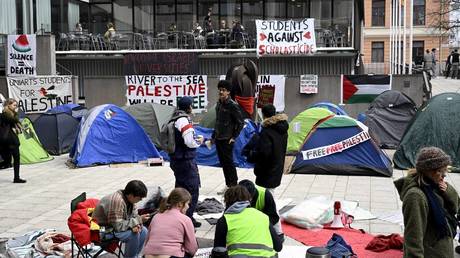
[0,98,25,183]
[144,188,198,258]
[395,147,459,257]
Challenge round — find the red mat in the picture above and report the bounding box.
[282,221,403,258]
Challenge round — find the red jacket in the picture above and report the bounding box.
[67,198,100,246]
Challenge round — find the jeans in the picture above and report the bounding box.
[105,226,147,258]
[215,139,237,187]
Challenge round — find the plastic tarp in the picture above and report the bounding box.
[363,90,417,149]
[161,119,257,168]
[70,104,161,167]
[308,102,348,115]
[18,118,53,164]
[394,92,460,169]
[122,103,176,148]
[33,112,80,155]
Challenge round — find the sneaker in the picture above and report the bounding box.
[192,219,202,228]
[217,186,228,195]
[13,178,26,183]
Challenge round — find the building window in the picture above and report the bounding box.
[134,0,154,33]
[113,0,133,31]
[372,0,385,26]
[155,0,175,33]
[242,0,263,35]
[90,4,111,34]
[177,0,195,31]
[311,0,332,29]
[288,0,309,19]
[371,42,384,62]
[198,0,218,31]
[414,0,425,25]
[413,41,424,65]
[265,0,286,19]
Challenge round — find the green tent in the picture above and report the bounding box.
[122,103,176,148]
[394,93,460,169]
[199,104,217,128]
[287,107,335,153]
[19,118,53,164]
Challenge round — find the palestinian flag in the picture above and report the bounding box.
[342,75,392,104]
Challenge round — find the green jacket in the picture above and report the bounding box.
[394,174,460,258]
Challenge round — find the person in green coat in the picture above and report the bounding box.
[394,147,459,258]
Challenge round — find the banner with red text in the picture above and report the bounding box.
[125,75,208,113]
[301,130,371,160]
[255,19,316,58]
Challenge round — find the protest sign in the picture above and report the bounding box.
[300,74,318,94]
[125,75,208,113]
[123,53,199,75]
[7,76,73,113]
[256,19,316,57]
[219,75,285,112]
[7,34,36,76]
[301,131,371,160]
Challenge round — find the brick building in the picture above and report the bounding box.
[362,0,450,73]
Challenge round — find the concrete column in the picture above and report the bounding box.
[36,35,56,75]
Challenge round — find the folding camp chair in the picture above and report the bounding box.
[70,192,123,258]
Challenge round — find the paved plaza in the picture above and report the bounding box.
[0,76,460,250]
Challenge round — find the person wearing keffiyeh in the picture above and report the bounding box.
[92,180,151,258]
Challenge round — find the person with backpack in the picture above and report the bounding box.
[168,96,203,228]
[212,80,244,194]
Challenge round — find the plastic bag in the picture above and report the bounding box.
[281,196,333,229]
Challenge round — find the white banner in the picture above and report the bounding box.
[125,75,208,113]
[301,131,371,160]
[256,19,316,58]
[300,74,318,94]
[219,75,285,112]
[7,76,73,113]
[7,34,37,76]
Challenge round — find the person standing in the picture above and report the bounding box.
[169,97,203,228]
[92,180,150,258]
[450,49,460,79]
[394,147,459,258]
[445,51,453,78]
[144,188,198,258]
[213,80,244,194]
[0,98,25,183]
[431,48,438,78]
[423,49,433,75]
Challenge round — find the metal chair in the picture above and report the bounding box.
[69,192,123,258]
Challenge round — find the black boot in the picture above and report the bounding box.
[192,218,202,228]
[13,178,26,183]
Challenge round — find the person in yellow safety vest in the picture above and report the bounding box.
[238,180,284,242]
[213,185,283,257]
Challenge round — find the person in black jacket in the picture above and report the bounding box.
[0,98,25,183]
[213,80,244,193]
[249,104,289,191]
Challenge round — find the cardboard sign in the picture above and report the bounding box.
[219,75,286,112]
[301,131,371,160]
[256,19,316,57]
[125,75,208,113]
[300,74,318,94]
[7,34,37,76]
[123,53,199,75]
[7,76,73,113]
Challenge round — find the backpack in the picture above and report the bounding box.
[160,111,188,154]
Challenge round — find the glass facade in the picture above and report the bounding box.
[3,0,355,49]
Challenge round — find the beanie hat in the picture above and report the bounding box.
[262,104,276,118]
[217,80,232,91]
[415,147,451,173]
[178,96,193,111]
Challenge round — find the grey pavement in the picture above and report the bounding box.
[0,76,459,252]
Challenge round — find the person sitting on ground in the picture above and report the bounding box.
[104,22,116,42]
[238,180,284,242]
[92,180,150,258]
[144,188,198,258]
[394,147,460,258]
[213,185,283,257]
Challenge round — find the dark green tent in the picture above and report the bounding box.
[393,93,460,169]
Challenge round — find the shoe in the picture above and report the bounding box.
[217,186,228,195]
[192,219,202,228]
[455,245,460,254]
[13,178,26,183]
